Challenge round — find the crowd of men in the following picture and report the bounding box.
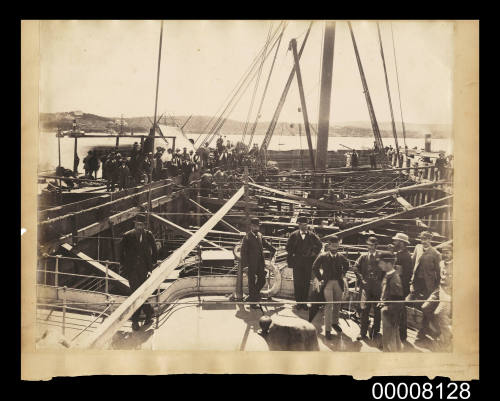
[122,209,451,351]
[79,136,264,192]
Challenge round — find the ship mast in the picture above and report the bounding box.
[315,21,336,172]
[347,21,385,158]
[147,20,164,227]
[377,22,399,161]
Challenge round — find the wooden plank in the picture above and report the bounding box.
[78,186,245,349]
[323,195,453,240]
[347,181,446,202]
[188,198,241,234]
[255,194,306,206]
[150,213,226,251]
[60,243,130,291]
[248,182,341,210]
[395,196,429,228]
[199,196,259,210]
[41,193,176,253]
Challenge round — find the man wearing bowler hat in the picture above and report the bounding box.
[120,214,158,331]
[240,217,276,309]
[286,216,323,310]
[311,235,350,339]
[392,232,412,342]
[377,252,404,352]
[354,236,384,341]
[407,231,441,340]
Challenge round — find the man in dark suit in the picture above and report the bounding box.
[286,216,323,310]
[407,231,441,340]
[377,252,404,352]
[311,235,350,339]
[354,236,385,341]
[120,214,158,331]
[392,232,413,343]
[240,217,276,309]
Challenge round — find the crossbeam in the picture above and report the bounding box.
[396,196,428,228]
[78,186,245,348]
[150,213,226,250]
[323,195,452,240]
[188,198,241,233]
[60,243,130,291]
[347,181,446,202]
[248,182,341,210]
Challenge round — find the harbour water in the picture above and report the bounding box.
[38,131,453,172]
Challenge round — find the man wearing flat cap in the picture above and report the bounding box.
[407,231,442,340]
[240,217,276,308]
[120,214,158,331]
[392,232,412,342]
[286,216,323,310]
[354,236,384,341]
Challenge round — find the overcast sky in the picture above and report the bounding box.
[39,20,454,126]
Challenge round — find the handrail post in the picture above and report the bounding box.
[105,262,109,294]
[197,245,202,303]
[156,292,160,329]
[55,256,59,287]
[44,258,48,285]
[62,286,67,336]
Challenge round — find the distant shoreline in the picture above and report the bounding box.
[39,111,453,140]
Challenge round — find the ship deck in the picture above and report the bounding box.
[37,295,438,352]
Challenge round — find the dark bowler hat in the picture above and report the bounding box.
[134,214,146,223]
[378,251,395,263]
[366,236,378,245]
[297,216,308,224]
[250,217,260,226]
[327,235,340,243]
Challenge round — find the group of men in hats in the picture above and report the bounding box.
[238,213,451,350]
[118,207,452,347]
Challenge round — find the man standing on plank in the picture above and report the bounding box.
[120,214,158,331]
[286,216,323,311]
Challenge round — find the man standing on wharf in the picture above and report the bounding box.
[240,217,276,309]
[286,216,323,310]
[120,214,158,331]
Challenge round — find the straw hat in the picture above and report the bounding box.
[392,232,410,244]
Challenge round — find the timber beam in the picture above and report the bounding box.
[248,182,341,210]
[150,213,226,250]
[41,192,178,254]
[78,187,245,349]
[188,198,241,233]
[346,181,447,202]
[60,243,130,291]
[323,195,453,240]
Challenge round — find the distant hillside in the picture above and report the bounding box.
[39,111,452,139]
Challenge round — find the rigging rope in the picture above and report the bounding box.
[242,22,274,144]
[391,22,408,152]
[197,22,285,149]
[247,22,287,148]
[377,22,400,158]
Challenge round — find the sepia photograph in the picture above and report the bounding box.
[21,19,478,379]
